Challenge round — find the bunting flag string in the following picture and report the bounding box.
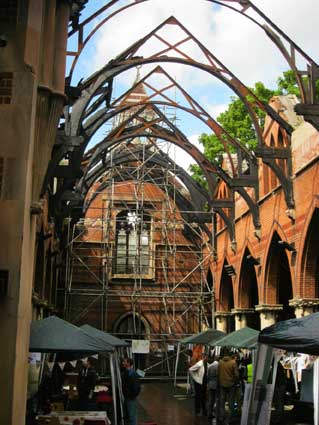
[47,362,55,372]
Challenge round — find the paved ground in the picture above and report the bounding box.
[136,382,314,425]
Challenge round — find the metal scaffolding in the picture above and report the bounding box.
[60,98,214,377]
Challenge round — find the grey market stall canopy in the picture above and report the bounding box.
[212,327,259,349]
[259,312,319,355]
[29,316,113,353]
[180,328,225,345]
[81,324,129,348]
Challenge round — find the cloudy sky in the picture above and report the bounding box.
[67,0,319,170]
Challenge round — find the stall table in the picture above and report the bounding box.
[38,411,110,425]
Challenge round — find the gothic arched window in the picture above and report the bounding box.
[114,210,151,276]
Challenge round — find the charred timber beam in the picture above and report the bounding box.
[211,200,233,209]
[295,104,319,131]
[231,176,258,187]
[254,146,290,159]
[261,157,294,210]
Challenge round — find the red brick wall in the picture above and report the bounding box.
[213,149,319,313]
[67,181,205,336]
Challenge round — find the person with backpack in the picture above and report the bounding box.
[122,357,141,425]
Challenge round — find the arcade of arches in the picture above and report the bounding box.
[1,1,319,424]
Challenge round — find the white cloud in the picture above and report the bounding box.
[75,0,319,165]
[153,134,202,171]
[207,103,229,119]
[173,134,203,172]
[205,0,319,87]
[188,134,202,151]
[81,0,319,91]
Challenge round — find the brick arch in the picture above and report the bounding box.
[260,224,289,300]
[215,181,231,232]
[237,244,261,329]
[206,268,214,328]
[113,312,151,370]
[216,257,234,311]
[207,267,214,292]
[217,258,235,332]
[113,311,151,340]
[237,246,259,309]
[297,200,319,299]
[262,227,295,320]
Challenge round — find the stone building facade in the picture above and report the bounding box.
[0,2,79,423]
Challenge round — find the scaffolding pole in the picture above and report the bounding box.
[62,130,213,377]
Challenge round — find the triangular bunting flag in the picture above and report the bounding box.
[47,362,55,372]
[58,362,66,370]
[70,360,77,368]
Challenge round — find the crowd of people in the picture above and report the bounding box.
[188,348,246,423]
[187,347,299,425]
[27,349,302,425]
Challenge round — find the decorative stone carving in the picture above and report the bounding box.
[289,298,319,318]
[255,304,283,329]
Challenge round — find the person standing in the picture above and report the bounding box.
[217,349,239,424]
[77,358,97,410]
[122,357,141,425]
[207,355,219,418]
[189,353,208,416]
[272,361,287,424]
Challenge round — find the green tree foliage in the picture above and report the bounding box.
[277,70,301,97]
[190,71,300,187]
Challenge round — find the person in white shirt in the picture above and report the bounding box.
[189,353,208,416]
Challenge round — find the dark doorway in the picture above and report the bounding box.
[206,269,215,328]
[239,248,260,330]
[301,209,319,299]
[266,232,294,321]
[220,261,235,332]
[114,313,149,370]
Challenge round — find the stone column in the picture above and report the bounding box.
[40,1,56,86]
[255,304,283,329]
[290,298,319,318]
[53,1,71,92]
[0,2,69,424]
[215,312,231,332]
[232,308,255,330]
